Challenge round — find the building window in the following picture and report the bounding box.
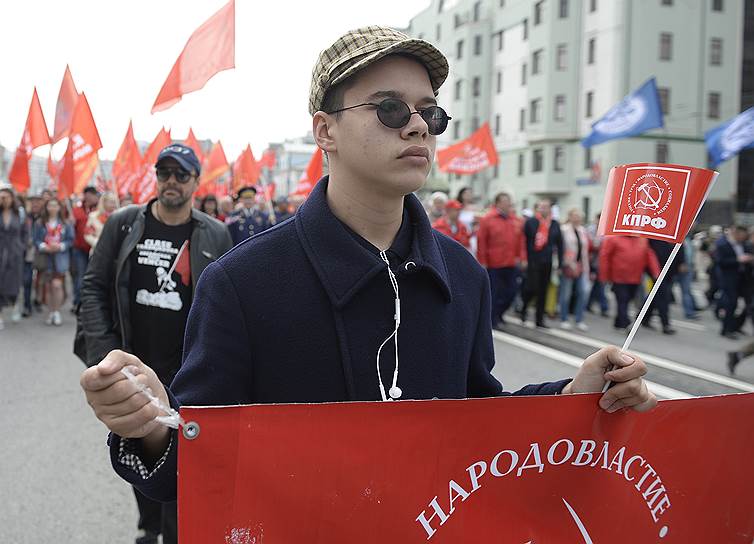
[472,117,480,131]
[554,146,565,171]
[659,33,673,61]
[532,49,543,74]
[534,1,544,25]
[456,39,464,59]
[494,30,504,51]
[495,114,501,136]
[496,70,503,94]
[474,35,483,55]
[532,148,544,172]
[559,0,569,18]
[554,95,566,121]
[472,76,481,97]
[523,18,529,40]
[590,0,597,12]
[519,108,526,131]
[584,146,592,170]
[708,92,721,119]
[454,14,463,28]
[585,91,594,118]
[657,87,670,115]
[521,63,527,85]
[518,153,525,176]
[656,142,669,163]
[710,38,723,66]
[453,120,461,139]
[454,79,463,100]
[473,1,482,21]
[712,0,723,11]
[436,23,441,41]
[530,99,542,123]
[587,38,596,64]
[556,44,568,70]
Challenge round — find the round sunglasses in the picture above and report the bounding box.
[155,167,195,184]
[327,98,451,136]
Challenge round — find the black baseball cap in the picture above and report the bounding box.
[156,144,202,175]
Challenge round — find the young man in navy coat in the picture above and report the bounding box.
[81,26,656,504]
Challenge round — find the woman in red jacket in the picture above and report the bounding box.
[599,235,661,330]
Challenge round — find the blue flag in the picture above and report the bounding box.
[581,78,664,148]
[705,106,754,167]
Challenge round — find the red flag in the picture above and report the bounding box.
[173,240,191,287]
[58,92,103,198]
[597,163,717,244]
[262,182,276,202]
[9,88,51,193]
[258,148,276,169]
[231,144,260,194]
[290,147,323,197]
[47,152,59,186]
[133,128,172,204]
[197,141,229,197]
[112,121,144,199]
[436,123,498,174]
[178,393,754,543]
[151,0,235,113]
[52,65,79,143]
[184,128,205,163]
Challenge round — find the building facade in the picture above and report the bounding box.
[408,0,743,222]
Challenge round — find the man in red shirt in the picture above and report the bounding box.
[476,192,525,328]
[71,187,99,310]
[432,200,470,249]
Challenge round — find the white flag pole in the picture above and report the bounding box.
[601,241,682,393]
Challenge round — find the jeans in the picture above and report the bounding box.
[487,267,519,325]
[559,274,587,323]
[23,262,34,312]
[71,247,89,307]
[675,270,696,318]
[588,280,609,313]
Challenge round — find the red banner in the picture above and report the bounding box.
[58,92,103,198]
[232,144,260,194]
[133,128,172,204]
[178,393,754,543]
[8,87,51,193]
[52,65,79,144]
[112,121,143,199]
[290,147,322,197]
[197,141,229,198]
[436,123,498,174]
[598,163,717,244]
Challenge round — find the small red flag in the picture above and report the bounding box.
[112,121,144,199]
[231,144,260,194]
[58,92,103,198]
[133,128,172,204]
[597,163,717,244]
[197,141,229,197]
[52,65,79,143]
[290,147,323,197]
[9,88,51,193]
[436,123,498,174]
[173,240,191,287]
[184,128,205,163]
[151,0,235,113]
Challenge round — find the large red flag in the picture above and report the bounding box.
[290,147,323,197]
[58,92,103,198]
[231,144,260,194]
[133,128,172,204]
[436,123,498,174]
[112,121,144,199]
[52,65,79,143]
[258,148,276,170]
[8,88,51,193]
[151,0,235,113]
[184,128,205,163]
[197,141,229,197]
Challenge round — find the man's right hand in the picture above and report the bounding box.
[80,350,171,452]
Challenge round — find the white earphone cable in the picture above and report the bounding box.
[377,251,402,401]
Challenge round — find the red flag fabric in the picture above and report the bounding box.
[262,181,275,202]
[133,128,172,204]
[597,163,717,244]
[173,240,191,287]
[197,141,229,197]
[290,147,323,197]
[184,128,205,163]
[436,123,498,174]
[52,65,79,143]
[258,148,276,169]
[8,88,51,193]
[47,152,59,186]
[151,0,235,113]
[231,144,260,194]
[58,92,103,198]
[112,121,144,199]
[178,393,754,543]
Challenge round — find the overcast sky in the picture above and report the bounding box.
[0,0,431,162]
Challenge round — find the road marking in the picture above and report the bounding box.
[535,326,754,393]
[672,319,707,332]
[492,330,692,399]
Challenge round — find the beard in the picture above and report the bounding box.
[158,186,190,209]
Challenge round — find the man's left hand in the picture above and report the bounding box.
[561,346,657,413]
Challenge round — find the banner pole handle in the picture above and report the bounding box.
[601,242,682,393]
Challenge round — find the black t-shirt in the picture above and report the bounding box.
[129,204,193,383]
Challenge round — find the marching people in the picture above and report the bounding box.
[558,208,590,331]
[425,191,448,222]
[456,186,476,233]
[0,186,26,330]
[599,234,661,332]
[641,239,685,335]
[476,192,525,329]
[274,197,293,223]
[520,199,563,328]
[33,197,74,327]
[21,195,43,317]
[226,186,272,245]
[83,192,119,252]
[199,194,223,222]
[78,144,232,544]
[727,340,754,375]
[80,25,656,510]
[586,213,609,317]
[71,187,100,311]
[431,199,470,249]
[715,225,754,339]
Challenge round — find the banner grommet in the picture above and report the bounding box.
[182,421,201,440]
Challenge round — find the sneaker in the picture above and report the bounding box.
[722,331,740,340]
[727,352,741,375]
[536,321,550,329]
[45,313,54,326]
[134,530,159,544]
[662,326,677,335]
[52,311,62,326]
[11,308,21,322]
[576,322,590,332]
[560,321,573,330]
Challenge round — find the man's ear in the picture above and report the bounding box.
[312,112,337,154]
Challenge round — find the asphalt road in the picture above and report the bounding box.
[2,283,751,542]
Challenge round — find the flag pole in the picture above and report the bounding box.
[258,167,277,225]
[601,241,683,393]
